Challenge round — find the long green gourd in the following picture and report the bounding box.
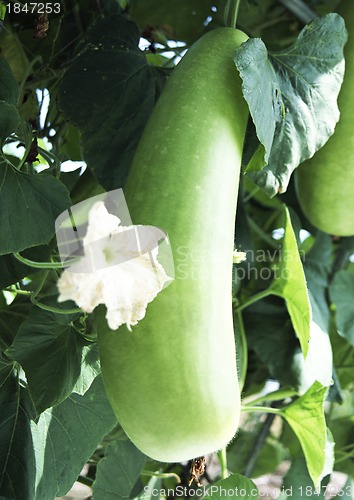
[98,27,249,462]
[296,0,354,236]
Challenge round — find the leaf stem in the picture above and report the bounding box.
[236,288,272,313]
[243,412,276,477]
[217,448,229,479]
[334,450,354,465]
[13,252,78,269]
[245,387,297,406]
[241,405,282,415]
[224,0,241,29]
[141,470,181,483]
[30,270,81,315]
[236,309,248,392]
[77,475,93,487]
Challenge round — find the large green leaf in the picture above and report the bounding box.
[0,57,19,105]
[235,13,347,196]
[0,101,20,144]
[0,29,30,82]
[32,376,116,499]
[329,270,354,348]
[0,159,71,255]
[303,232,332,333]
[203,474,258,498]
[92,439,145,499]
[281,381,331,488]
[130,0,215,43]
[270,206,311,356]
[58,14,166,190]
[6,307,100,413]
[0,362,36,500]
[243,299,300,388]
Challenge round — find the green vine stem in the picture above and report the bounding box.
[29,269,82,315]
[13,252,78,269]
[243,412,276,478]
[245,387,297,406]
[236,288,272,313]
[236,308,248,392]
[217,447,229,479]
[141,470,181,483]
[224,0,241,29]
[241,405,282,415]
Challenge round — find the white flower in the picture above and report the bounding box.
[57,201,172,330]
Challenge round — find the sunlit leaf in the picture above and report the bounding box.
[270,206,311,356]
[235,14,347,196]
[281,381,331,488]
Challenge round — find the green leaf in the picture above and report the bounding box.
[0,28,30,82]
[235,13,347,196]
[58,14,162,190]
[0,364,36,500]
[203,474,258,498]
[130,0,215,43]
[330,329,354,390]
[0,294,31,351]
[92,439,145,499]
[0,159,71,255]
[6,307,100,413]
[32,375,116,499]
[281,381,330,488]
[329,270,354,348]
[243,299,301,388]
[279,456,329,499]
[0,57,19,105]
[0,101,20,144]
[303,232,332,333]
[270,206,311,356]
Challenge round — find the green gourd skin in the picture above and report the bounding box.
[98,28,249,462]
[295,0,354,236]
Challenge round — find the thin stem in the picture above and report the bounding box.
[236,289,272,313]
[236,309,248,392]
[141,470,181,483]
[334,450,354,465]
[243,185,260,203]
[77,475,93,487]
[217,448,228,479]
[13,252,78,269]
[245,387,297,406]
[241,405,282,415]
[224,0,241,29]
[30,295,82,315]
[4,287,31,296]
[244,412,275,477]
[0,335,10,351]
[30,269,81,315]
[247,216,279,249]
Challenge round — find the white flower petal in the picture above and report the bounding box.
[57,200,173,330]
